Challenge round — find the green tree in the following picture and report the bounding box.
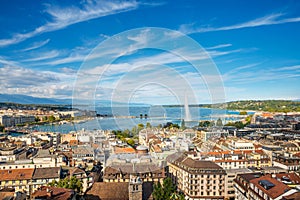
[137,123,144,132]
[170,192,185,200]
[225,121,245,129]
[199,120,212,127]
[0,124,4,132]
[35,117,40,122]
[153,181,164,200]
[153,177,176,200]
[245,115,253,124]
[146,122,152,128]
[131,126,137,135]
[127,138,135,146]
[43,116,48,121]
[122,129,130,137]
[49,176,83,193]
[48,115,56,122]
[239,111,248,115]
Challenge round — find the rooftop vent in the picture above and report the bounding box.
[259,180,275,190]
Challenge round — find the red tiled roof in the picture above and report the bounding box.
[0,168,34,181]
[275,173,300,185]
[282,191,300,200]
[31,186,75,200]
[114,146,136,154]
[250,174,290,199]
[293,152,300,158]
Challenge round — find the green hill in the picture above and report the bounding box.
[213,100,300,112]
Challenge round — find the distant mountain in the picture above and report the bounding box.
[0,93,150,107]
[0,93,71,105]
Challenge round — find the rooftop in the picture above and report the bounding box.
[250,174,290,199]
[0,168,34,181]
[167,152,225,173]
[32,167,61,179]
[31,186,75,200]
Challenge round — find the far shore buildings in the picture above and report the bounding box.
[0,114,35,127]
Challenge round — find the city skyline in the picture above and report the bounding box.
[0,0,300,105]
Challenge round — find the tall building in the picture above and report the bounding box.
[166,152,226,199]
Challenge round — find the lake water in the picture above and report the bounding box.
[30,106,244,133]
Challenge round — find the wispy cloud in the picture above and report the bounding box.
[22,50,60,62]
[206,44,232,50]
[0,56,20,66]
[0,0,140,47]
[274,65,300,71]
[19,39,50,52]
[179,13,300,34]
[223,64,300,84]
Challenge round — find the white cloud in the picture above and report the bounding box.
[0,65,76,98]
[0,56,20,66]
[223,64,300,84]
[274,65,300,71]
[60,67,77,74]
[0,66,59,87]
[179,13,300,34]
[19,39,50,52]
[0,0,140,47]
[22,50,60,62]
[206,44,232,50]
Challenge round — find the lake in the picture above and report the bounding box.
[30,106,245,133]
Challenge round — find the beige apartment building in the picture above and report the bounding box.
[166,152,226,200]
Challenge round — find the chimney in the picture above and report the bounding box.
[46,188,53,197]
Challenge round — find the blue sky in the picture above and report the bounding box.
[0,0,299,105]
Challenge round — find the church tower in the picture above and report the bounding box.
[128,174,143,200]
